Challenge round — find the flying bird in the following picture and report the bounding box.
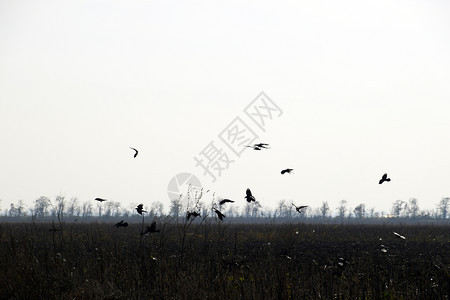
[393,232,406,240]
[94,198,107,202]
[136,204,147,215]
[246,143,270,150]
[281,168,294,175]
[379,173,391,184]
[186,211,200,221]
[246,145,262,150]
[245,188,256,202]
[114,220,129,228]
[130,147,139,158]
[292,203,308,213]
[254,143,270,149]
[141,221,160,235]
[219,199,235,205]
[213,208,225,221]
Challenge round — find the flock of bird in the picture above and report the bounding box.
[92,144,394,237]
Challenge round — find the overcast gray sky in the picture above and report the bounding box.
[1,0,449,214]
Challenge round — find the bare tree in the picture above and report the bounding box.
[29,207,36,220]
[392,200,406,218]
[438,197,449,219]
[353,203,366,219]
[67,197,79,217]
[34,196,51,219]
[285,200,295,218]
[12,200,26,217]
[81,201,93,219]
[150,201,163,217]
[276,200,288,218]
[320,201,330,219]
[113,201,121,217]
[97,202,103,218]
[251,201,262,218]
[170,199,182,217]
[8,203,17,217]
[337,200,347,219]
[243,202,252,218]
[104,201,115,217]
[53,195,66,221]
[407,198,420,218]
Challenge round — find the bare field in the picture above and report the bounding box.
[0,222,449,299]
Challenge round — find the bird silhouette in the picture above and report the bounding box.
[136,204,146,215]
[95,198,107,202]
[214,208,225,221]
[246,145,261,150]
[254,143,270,149]
[393,231,406,240]
[219,199,235,205]
[114,220,129,228]
[292,203,308,213]
[130,147,138,158]
[245,188,256,202]
[246,143,270,150]
[141,221,160,235]
[379,173,391,184]
[186,211,200,221]
[281,168,294,175]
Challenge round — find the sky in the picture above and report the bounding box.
[1,0,449,215]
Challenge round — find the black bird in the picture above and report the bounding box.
[130,147,138,158]
[186,211,200,221]
[219,199,235,205]
[246,143,270,150]
[254,143,270,149]
[114,220,129,228]
[136,204,146,215]
[141,221,160,235]
[292,203,308,213]
[246,145,261,150]
[214,208,225,221]
[281,168,294,175]
[245,188,256,202]
[379,173,391,184]
[95,198,107,202]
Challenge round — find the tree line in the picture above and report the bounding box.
[1,195,448,222]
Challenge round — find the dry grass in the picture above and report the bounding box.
[0,222,448,299]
